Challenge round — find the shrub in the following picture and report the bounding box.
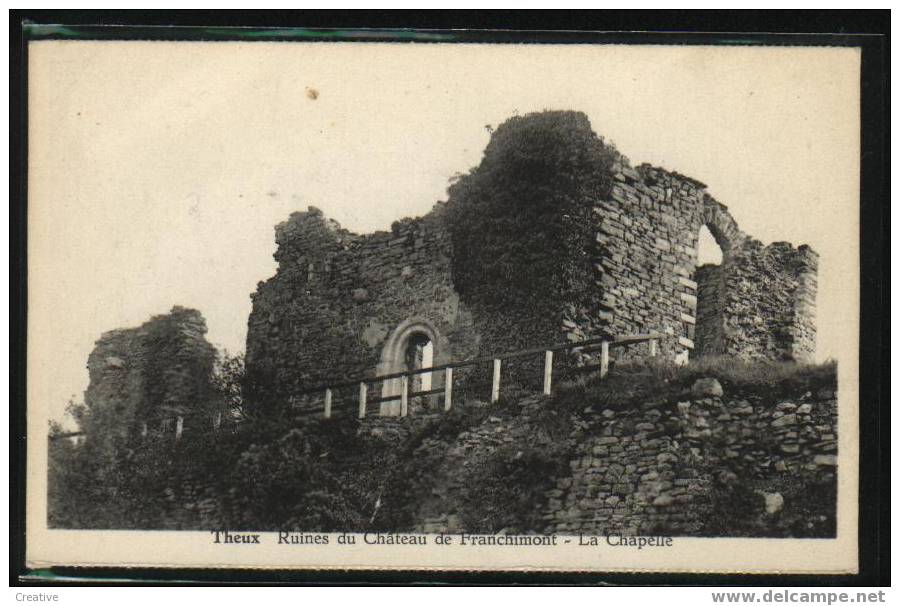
[674,356,837,402]
[684,465,837,538]
[457,444,570,533]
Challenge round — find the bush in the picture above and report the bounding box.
[683,465,837,538]
[458,444,570,533]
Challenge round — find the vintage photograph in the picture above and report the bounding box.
[26,39,860,573]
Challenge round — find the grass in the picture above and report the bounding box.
[552,356,837,414]
[668,356,836,400]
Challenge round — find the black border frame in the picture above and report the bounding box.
[9,10,889,587]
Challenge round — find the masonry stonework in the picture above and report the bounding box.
[245,205,481,411]
[541,388,837,535]
[84,306,218,439]
[245,111,818,410]
[694,264,726,357]
[398,387,837,536]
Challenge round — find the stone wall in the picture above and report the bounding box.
[718,241,819,362]
[694,264,725,357]
[410,404,553,534]
[378,381,837,536]
[83,306,218,439]
[244,111,819,408]
[584,158,817,364]
[582,162,731,361]
[542,384,837,535]
[245,205,480,411]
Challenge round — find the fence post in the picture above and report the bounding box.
[358,382,367,419]
[444,367,453,411]
[600,341,610,378]
[324,388,332,419]
[491,359,502,403]
[649,338,658,358]
[543,350,554,396]
[175,416,184,440]
[400,375,409,417]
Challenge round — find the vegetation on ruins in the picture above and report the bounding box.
[48,356,837,538]
[444,110,619,350]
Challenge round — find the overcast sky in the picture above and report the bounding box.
[28,41,860,424]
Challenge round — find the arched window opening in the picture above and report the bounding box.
[697,225,723,266]
[377,319,442,416]
[405,333,434,407]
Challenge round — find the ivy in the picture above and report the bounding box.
[444,110,618,353]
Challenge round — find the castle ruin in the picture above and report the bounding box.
[244,111,818,413]
[61,111,832,535]
[82,306,219,439]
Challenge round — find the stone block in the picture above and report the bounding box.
[677,276,698,290]
[771,414,797,428]
[814,454,837,466]
[652,495,674,507]
[691,378,723,398]
[657,452,678,464]
[760,492,784,515]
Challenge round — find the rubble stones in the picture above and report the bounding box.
[541,390,837,535]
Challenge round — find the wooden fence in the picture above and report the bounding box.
[295,332,666,420]
[49,332,666,442]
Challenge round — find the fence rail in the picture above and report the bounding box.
[311,332,667,420]
[49,332,667,441]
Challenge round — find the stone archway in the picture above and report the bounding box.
[377,319,443,416]
[700,198,743,254]
[688,199,745,360]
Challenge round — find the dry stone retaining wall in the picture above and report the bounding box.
[543,387,837,535]
[376,382,838,536]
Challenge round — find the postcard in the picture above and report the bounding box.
[26,39,860,574]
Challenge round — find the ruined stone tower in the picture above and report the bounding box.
[83,306,219,439]
[245,111,817,410]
